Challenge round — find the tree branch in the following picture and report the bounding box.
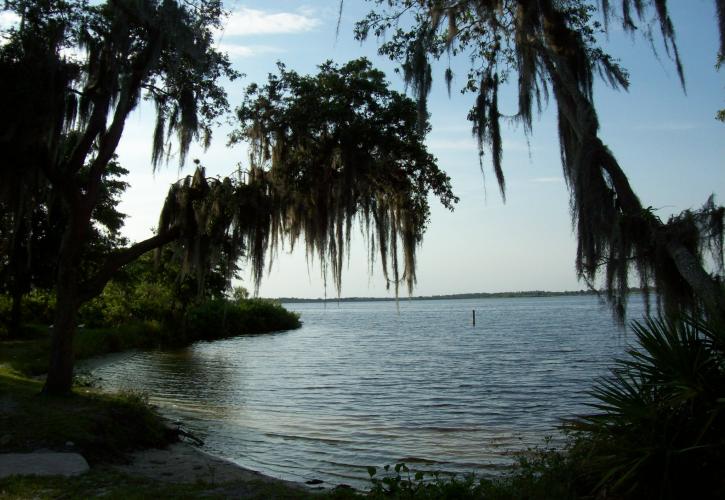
[84,28,162,217]
[66,91,111,175]
[79,225,180,303]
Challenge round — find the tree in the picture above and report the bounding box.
[352,0,725,323]
[0,0,454,394]
[230,59,458,296]
[155,58,456,300]
[0,159,129,337]
[1,0,236,393]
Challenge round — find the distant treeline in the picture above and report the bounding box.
[272,288,645,304]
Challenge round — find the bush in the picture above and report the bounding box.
[363,451,580,500]
[79,280,177,328]
[570,316,725,499]
[22,289,56,325]
[184,298,300,340]
[74,321,167,358]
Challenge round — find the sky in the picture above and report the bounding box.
[97,1,724,298]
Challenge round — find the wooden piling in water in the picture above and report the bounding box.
[472,309,476,327]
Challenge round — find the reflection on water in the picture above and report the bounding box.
[83,295,641,487]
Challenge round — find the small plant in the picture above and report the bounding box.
[72,369,102,388]
[366,463,489,499]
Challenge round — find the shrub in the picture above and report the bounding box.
[364,452,580,500]
[22,289,56,325]
[570,316,725,499]
[184,298,300,340]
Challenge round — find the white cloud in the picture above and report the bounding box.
[220,7,320,37]
[1,10,20,45]
[0,10,20,31]
[59,46,87,61]
[217,43,282,58]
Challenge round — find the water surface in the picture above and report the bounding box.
[84,295,642,487]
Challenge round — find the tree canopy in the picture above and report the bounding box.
[0,0,239,393]
[158,59,456,299]
[0,1,454,393]
[353,0,725,322]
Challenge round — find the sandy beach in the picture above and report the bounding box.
[111,442,310,486]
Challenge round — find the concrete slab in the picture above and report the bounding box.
[0,452,89,478]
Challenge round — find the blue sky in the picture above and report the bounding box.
[108,1,724,298]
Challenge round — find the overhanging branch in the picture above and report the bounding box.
[79,225,180,302]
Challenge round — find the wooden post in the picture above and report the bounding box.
[472,309,476,327]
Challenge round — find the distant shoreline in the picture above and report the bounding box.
[271,288,643,304]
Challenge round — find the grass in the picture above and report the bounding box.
[0,367,173,464]
[0,471,370,499]
[0,470,221,500]
[0,321,164,376]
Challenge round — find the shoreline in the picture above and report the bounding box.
[109,441,315,491]
[272,288,647,303]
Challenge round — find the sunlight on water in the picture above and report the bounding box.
[83,295,643,487]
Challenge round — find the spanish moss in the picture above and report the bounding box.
[354,0,725,322]
[159,59,457,299]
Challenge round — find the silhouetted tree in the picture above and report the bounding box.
[353,0,725,322]
[0,0,236,393]
[229,59,458,296]
[0,159,129,338]
[154,59,456,301]
[0,1,454,394]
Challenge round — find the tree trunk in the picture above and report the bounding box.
[665,239,725,325]
[43,272,78,395]
[8,217,28,339]
[42,219,83,395]
[539,48,725,324]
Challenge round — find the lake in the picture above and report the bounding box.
[82,295,643,488]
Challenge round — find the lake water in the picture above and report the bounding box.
[83,295,643,488]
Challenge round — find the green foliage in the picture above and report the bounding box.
[228,58,457,297]
[21,289,57,325]
[0,471,221,500]
[0,297,300,377]
[0,367,173,463]
[570,316,725,498]
[185,298,301,341]
[363,451,580,500]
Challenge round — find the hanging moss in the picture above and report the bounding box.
[354,0,725,322]
[158,59,457,298]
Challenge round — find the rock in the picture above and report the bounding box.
[0,452,89,478]
[305,479,324,485]
[65,441,74,448]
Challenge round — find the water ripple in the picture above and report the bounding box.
[83,295,641,488]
